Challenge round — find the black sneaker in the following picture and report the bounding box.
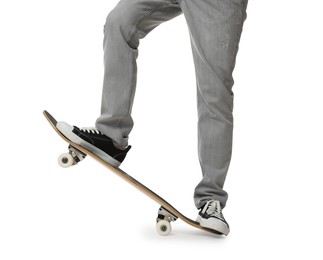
[57,121,131,167]
[196,200,230,235]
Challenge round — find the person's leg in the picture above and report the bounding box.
[95,0,182,149]
[179,0,248,209]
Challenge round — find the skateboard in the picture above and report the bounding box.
[43,110,222,236]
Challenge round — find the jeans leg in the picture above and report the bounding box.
[179,0,248,209]
[95,0,182,148]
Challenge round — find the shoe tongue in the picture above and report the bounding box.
[206,203,216,214]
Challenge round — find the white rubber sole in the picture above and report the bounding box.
[56,121,121,168]
[196,215,230,236]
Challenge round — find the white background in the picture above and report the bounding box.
[1,0,323,259]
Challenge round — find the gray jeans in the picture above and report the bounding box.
[95,0,248,209]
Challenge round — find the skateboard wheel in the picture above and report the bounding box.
[156,220,172,236]
[58,153,74,168]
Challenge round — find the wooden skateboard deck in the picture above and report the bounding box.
[43,110,222,236]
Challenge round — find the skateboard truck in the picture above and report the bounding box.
[156,206,178,236]
[57,145,87,168]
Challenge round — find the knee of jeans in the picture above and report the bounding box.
[104,8,139,48]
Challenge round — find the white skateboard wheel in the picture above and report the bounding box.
[156,220,172,236]
[58,153,74,168]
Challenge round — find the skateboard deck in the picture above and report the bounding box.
[43,110,222,236]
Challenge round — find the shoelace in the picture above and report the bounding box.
[202,200,224,219]
[79,127,104,135]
